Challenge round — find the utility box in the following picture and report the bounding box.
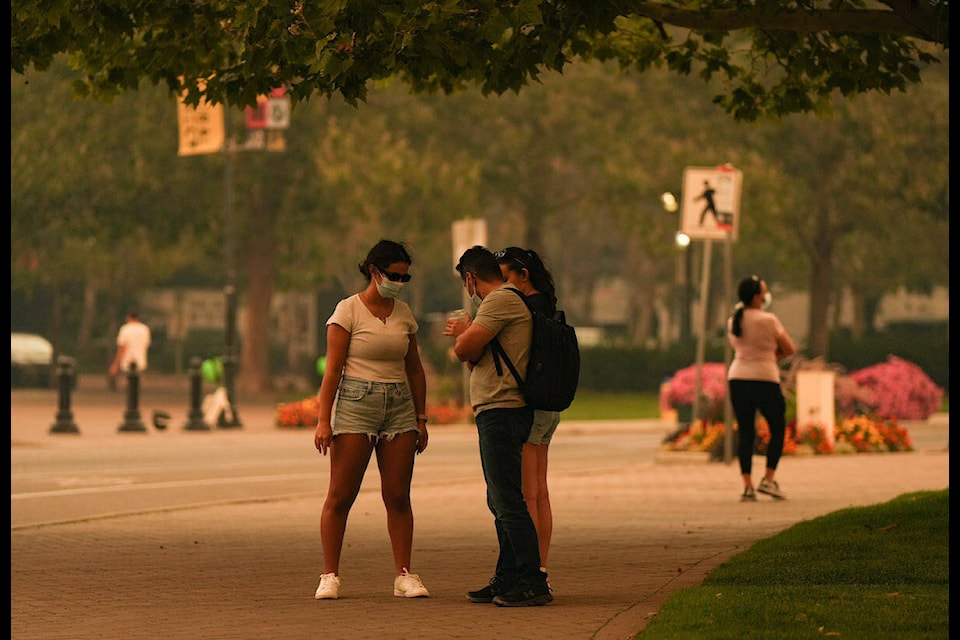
[796,370,836,441]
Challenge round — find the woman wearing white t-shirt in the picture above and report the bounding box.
[312,239,430,600]
[727,276,796,502]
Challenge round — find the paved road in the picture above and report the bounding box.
[11,382,949,640]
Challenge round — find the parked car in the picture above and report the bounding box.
[11,332,55,388]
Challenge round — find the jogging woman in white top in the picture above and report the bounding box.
[726,275,796,502]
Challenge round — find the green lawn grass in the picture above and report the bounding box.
[562,391,663,420]
[637,489,949,639]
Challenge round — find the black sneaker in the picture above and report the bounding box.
[467,579,511,603]
[492,585,553,607]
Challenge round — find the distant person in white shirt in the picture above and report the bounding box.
[109,309,152,380]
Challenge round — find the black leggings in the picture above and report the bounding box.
[728,379,787,475]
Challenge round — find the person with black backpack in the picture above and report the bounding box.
[443,246,552,607]
[495,247,560,588]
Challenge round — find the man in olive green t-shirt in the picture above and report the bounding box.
[443,246,552,607]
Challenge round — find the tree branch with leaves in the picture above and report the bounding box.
[11,1,948,121]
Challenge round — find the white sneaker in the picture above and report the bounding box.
[393,568,429,598]
[315,572,340,599]
[758,478,786,500]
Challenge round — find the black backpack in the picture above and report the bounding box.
[490,287,580,412]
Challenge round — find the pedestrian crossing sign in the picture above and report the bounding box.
[680,165,742,241]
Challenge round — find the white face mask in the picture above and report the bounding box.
[378,280,403,299]
[466,274,482,308]
[375,271,405,299]
[762,292,773,310]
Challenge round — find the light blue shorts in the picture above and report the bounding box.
[332,377,418,443]
[526,410,560,446]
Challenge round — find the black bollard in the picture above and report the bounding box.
[184,357,212,431]
[219,285,242,429]
[118,362,147,432]
[218,352,242,429]
[49,356,80,434]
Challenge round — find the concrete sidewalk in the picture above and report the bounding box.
[10,386,950,640]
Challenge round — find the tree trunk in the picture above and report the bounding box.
[863,294,882,336]
[850,287,866,341]
[79,281,98,346]
[807,206,834,359]
[237,198,277,395]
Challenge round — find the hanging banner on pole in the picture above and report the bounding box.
[177,81,225,156]
[680,165,742,241]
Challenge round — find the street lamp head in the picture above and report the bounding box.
[661,192,678,213]
[675,231,691,248]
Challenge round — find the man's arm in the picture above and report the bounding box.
[109,344,127,376]
[453,322,495,365]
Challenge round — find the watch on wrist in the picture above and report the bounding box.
[416,414,428,423]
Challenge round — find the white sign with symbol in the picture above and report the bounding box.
[680,165,742,241]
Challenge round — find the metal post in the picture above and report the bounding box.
[681,244,692,342]
[220,285,241,428]
[118,362,147,432]
[722,234,735,463]
[692,238,713,425]
[220,119,242,429]
[49,356,79,434]
[184,357,212,431]
[461,287,471,411]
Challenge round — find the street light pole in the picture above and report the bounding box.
[220,116,242,428]
[675,231,692,342]
[683,244,692,342]
[662,192,692,344]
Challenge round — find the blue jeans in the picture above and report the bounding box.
[475,406,548,590]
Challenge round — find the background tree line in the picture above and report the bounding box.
[10,53,948,394]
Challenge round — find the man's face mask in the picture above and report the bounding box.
[466,274,482,308]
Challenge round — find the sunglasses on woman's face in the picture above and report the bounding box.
[379,268,411,283]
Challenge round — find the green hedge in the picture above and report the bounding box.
[578,340,726,393]
[84,324,947,397]
[828,325,948,392]
[579,327,949,395]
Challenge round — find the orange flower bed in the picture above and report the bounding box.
[661,415,913,455]
[276,397,473,428]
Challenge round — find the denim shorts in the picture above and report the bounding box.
[332,376,418,442]
[526,410,560,445]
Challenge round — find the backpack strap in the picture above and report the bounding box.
[488,287,532,388]
[490,337,524,388]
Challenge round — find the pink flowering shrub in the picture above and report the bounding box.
[843,355,944,420]
[832,373,876,419]
[661,355,940,457]
[665,363,728,421]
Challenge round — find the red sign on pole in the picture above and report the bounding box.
[245,87,291,131]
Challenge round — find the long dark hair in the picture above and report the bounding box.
[731,275,763,337]
[358,239,412,281]
[495,246,558,316]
